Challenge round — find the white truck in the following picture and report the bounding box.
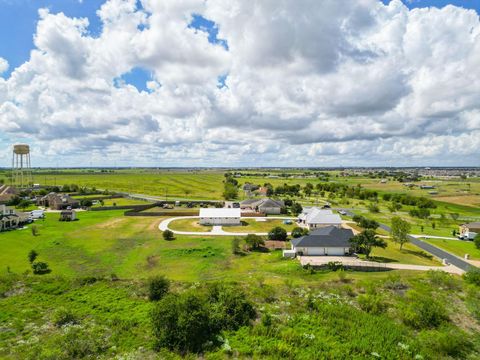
[30,210,45,219]
[458,231,477,241]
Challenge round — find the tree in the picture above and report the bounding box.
[244,234,265,250]
[148,275,170,301]
[391,217,411,250]
[163,229,174,241]
[474,233,480,250]
[28,250,38,263]
[268,226,287,241]
[349,230,387,258]
[291,227,308,238]
[152,291,213,353]
[290,202,303,216]
[231,237,242,254]
[32,261,51,275]
[223,183,238,200]
[31,225,39,236]
[80,199,93,207]
[17,199,31,211]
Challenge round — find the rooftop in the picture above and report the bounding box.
[199,208,241,218]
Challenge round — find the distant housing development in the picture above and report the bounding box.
[298,207,342,230]
[199,208,241,226]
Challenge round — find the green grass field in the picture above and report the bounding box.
[367,239,440,266]
[0,210,448,282]
[168,218,212,232]
[424,238,480,261]
[226,218,296,233]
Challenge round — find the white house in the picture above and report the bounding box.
[287,226,354,256]
[298,207,342,230]
[199,208,241,226]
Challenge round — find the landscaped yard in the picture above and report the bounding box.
[226,218,297,233]
[365,239,441,266]
[424,238,480,260]
[168,218,212,232]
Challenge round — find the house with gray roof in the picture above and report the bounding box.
[298,207,342,230]
[287,226,354,256]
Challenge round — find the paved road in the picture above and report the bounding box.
[341,209,476,272]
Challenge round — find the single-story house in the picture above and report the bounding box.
[240,198,284,215]
[459,222,480,237]
[38,192,80,210]
[59,210,77,221]
[287,226,354,256]
[199,208,241,226]
[298,207,342,230]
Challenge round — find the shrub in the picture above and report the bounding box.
[245,234,265,250]
[231,237,242,254]
[268,226,287,241]
[463,268,480,286]
[53,306,78,327]
[357,294,387,315]
[31,225,39,236]
[474,233,480,250]
[400,291,448,329]
[427,270,460,290]
[162,229,174,241]
[32,261,51,275]
[28,249,38,263]
[148,275,170,301]
[291,227,307,238]
[418,326,472,358]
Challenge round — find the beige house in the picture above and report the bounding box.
[0,205,20,231]
[0,185,18,203]
[240,198,284,215]
[459,222,480,237]
[38,193,80,210]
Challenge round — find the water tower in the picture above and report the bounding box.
[12,144,33,188]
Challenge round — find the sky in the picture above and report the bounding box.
[0,0,479,167]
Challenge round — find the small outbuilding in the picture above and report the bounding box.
[199,208,241,226]
[59,210,77,222]
[289,226,354,256]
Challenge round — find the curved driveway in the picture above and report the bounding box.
[159,216,296,236]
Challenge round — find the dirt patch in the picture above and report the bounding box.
[265,240,289,250]
[434,195,480,207]
[145,255,159,269]
[95,218,126,229]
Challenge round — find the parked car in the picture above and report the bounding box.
[232,202,240,208]
[338,210,347,215]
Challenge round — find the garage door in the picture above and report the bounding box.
[306,247,326,255]
[326,247,345,256]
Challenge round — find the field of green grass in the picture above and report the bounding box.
[227,218,296,233]
[424,238,480,261]
[168,218,212,232]
[367,239,440,266]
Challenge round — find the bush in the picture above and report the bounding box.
[245,234,265,250]
[163,229,174,241]
[474,233,480,249]
[291,227,308,238]
[268,226,287,241]
[357,294,387,315]
[148,275,170,301]
[31,225,39,236]
[463,268,480,286]
[32,262,51,275]
[231,237,242,254]
[418,326,472,358]
[53,306,78,327]
[28,250,38,264]
[151,285,255,353]
[400,291,448,329]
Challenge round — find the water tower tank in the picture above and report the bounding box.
[13,144,30,155]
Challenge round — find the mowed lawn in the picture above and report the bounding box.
[227,218,297,233]
[168,218,212,232]
[424,238,480,260]
[367,239,440,266]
